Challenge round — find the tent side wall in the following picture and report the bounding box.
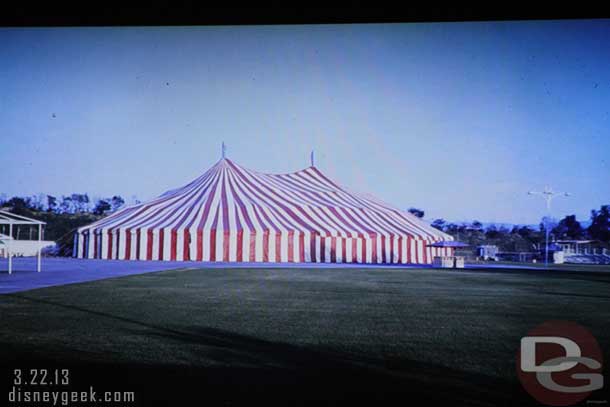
[75,228,452,264]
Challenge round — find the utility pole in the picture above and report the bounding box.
[528,186,570,267]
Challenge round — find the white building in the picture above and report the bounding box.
[0,210,52,274]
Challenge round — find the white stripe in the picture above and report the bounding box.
[255,231,263,262]
[152,230,160,260]
[336,237,342,263]
[280,232,288,262]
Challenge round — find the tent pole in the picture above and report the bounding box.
[37,224,42,272]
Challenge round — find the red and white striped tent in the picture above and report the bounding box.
[75,158,453,264]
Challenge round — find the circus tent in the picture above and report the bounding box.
[74,158,453,264]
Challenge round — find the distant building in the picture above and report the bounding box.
[555,240,606,256]
[477,245,498,261]
[0,232,55,258]
[555,240,610,265]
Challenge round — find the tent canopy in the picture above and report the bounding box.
[76,158,454,264]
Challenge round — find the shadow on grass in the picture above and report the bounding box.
[460,267,610,285]
[2,293,534,406]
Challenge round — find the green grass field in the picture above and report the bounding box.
[1,266,609,406]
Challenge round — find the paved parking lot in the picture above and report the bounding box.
[0,257,432,294]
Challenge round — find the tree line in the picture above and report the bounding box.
[410,206,610,251]
[0,194,129,216]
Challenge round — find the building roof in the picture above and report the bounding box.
[0,210,46,225]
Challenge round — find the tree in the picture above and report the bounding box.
[588,205,610,242]
[471,221,483,231]
[498,226,511,235]
[408,207,424,218]
[47,195,58,212]
[70,193,90,213]
[444,223,459,235]
[5,197,30,215]
[26,194,44,211]
[110,196,125,212]
[485,225,500,239]
[93,199,111,215]
[431,218,446,231]
[552,215,584,240]
[539,217,558,233]
[516,225,535,239]
[59,196,74,214]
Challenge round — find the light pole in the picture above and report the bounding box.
[528,186,570,267]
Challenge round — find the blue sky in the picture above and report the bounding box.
[1,21,609,224]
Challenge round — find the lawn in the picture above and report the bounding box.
[1,266,609,406]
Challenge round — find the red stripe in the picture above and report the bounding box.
[210,229,217,261]
[263,231,269,262]
[341,238,346,263]
[299,233,305,262]
[136,230,141,260]
[320,237,326,263]
[223,231,230,262]
[381,236,386,263]
[147,230,153,260]
[196,230,203,261]
[170,229,177,260]
[352,239,357,263]
[310,234,316,262]
[183,230,190,261]
[107,231,113,259]
[94,233,98,259]
[330,237,336,263]
[158,229,164,260]
[125,230,131,260]
[288,231,294,262]
[236,230,243,262]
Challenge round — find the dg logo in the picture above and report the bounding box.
[517,321,604,406]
